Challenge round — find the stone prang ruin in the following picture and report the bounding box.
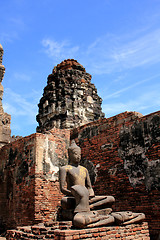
[0,44,11,147]
[36,59,104,132]
[0,47,159,240]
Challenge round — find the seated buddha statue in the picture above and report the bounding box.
[59,141,115,208]
[59,140,145,228]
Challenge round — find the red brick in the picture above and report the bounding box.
[71,111,160,238]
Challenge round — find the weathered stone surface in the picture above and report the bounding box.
[0,44,11,148]
[119,114,160,191]
[36,59,104,132]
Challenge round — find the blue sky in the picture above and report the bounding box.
[0,0,160,137]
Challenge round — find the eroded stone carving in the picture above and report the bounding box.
[119,115,160,190]
[111,211,145,225]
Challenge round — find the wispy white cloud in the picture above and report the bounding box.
[113,73,128,83]
[13,73,31,82]
[85,28,160,74]
[111,29,160,67]
[3,88,38,125]
[2,87,43,136]
[42,39,79,62]
[0,16,25,43]
[102,74,160,100]
[0,32,19,43]
[42,28,160,75]
[103,85,160,117]
[9,17,25,29]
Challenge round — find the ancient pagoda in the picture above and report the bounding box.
[36,59,104,132]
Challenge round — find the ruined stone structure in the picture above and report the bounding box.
[0,56,159,239]
[1,111,159,239]
[36,59,104,132]
[0,44,11,148]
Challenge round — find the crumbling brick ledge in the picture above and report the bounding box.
[6,221,150,240]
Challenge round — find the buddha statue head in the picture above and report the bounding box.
[68,140,81,164]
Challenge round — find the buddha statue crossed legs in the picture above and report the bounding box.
[59,140,145,228]
[59,140,115,210]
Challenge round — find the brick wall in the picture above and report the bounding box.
[0,134,36,229]
[0,110,159,239]
[71,111,160,239]
[0,129,70,230]
[34,129,70,223]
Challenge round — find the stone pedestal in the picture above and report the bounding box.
[6,221,150,240]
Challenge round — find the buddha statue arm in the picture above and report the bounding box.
[85,169,95,197]
[59,166,72,196]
